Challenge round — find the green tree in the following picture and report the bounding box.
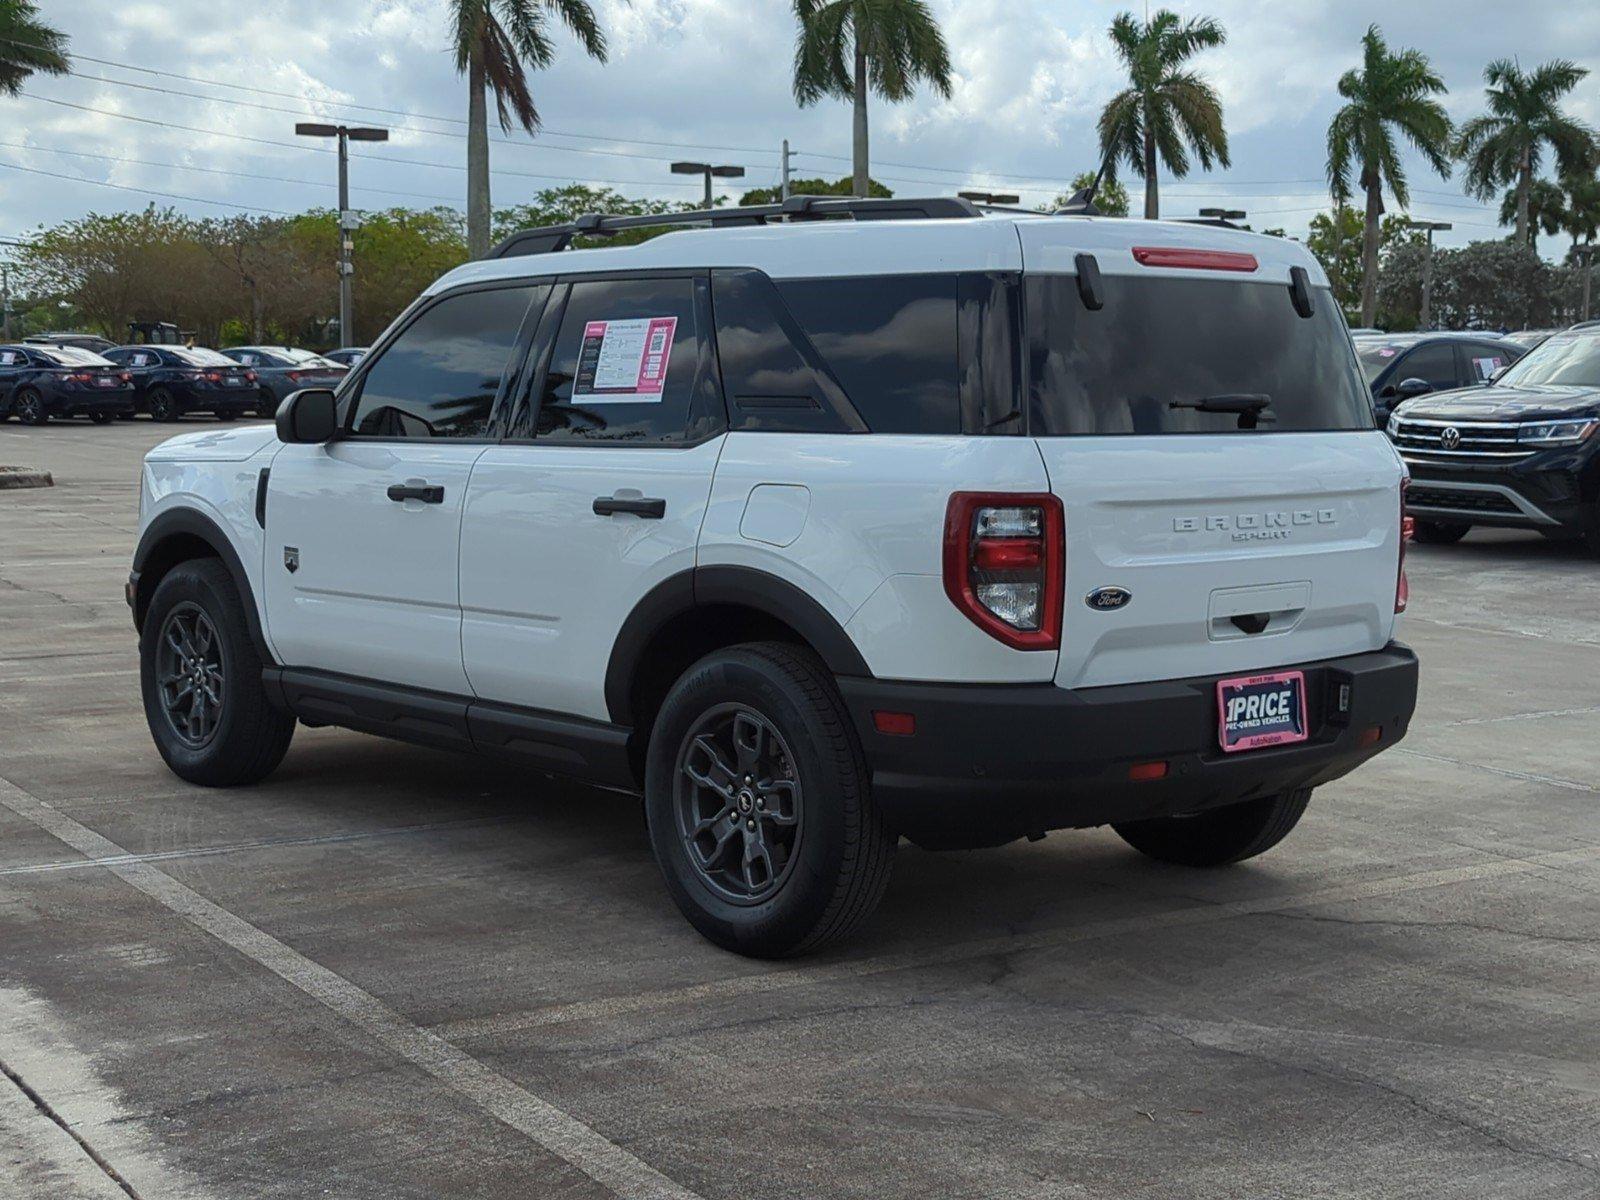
[1498,178,1566,247]
[1325,25,1452,327]
[739,175,893,205]
[1045,172,1130,218]
[494,184,699,249]
[451,0,608,259]
[1560,172,1600,254]
[791,0,952,198]
[0,0,68,95]
[1457,59,1595,249]
[1097,9,1229,220]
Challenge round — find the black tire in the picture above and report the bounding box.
[13,389,46,425]
[644,642,895,958]
[215,411,236,422]
[139,558,295,787]
[1584,510,1600,558]
[117,411,137,420]
[256,389,277,418]
[89,411,115,424]
[148,387,181,422]
[1411,520,1470,545]
[1113,789,1311,867]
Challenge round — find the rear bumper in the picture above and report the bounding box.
[839,643,1419,849]
[174,385,260,414]
[54,391,136,416]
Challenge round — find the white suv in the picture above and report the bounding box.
[129,197,1419,957]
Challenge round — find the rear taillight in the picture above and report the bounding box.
[245,370,257,383]
[287,369,307,383]
[1396,479,1413,613]
[943,492,1064,650]
[63,372,91,383]
[119,372,131,382]
[204,371,223,383]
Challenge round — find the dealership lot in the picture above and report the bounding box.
[2,421,1597,1199]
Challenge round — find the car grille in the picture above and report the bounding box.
[1407,486,1518,514]
[1390,417,1533,460]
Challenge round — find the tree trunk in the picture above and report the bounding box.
[1142,120,1158,220]
[1516,147,1532,249]
[1360,178,1382,327]
[466,49,492,259]
[852,44,869,198]
[249,278,264,343]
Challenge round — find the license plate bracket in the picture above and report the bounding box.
[1217,670,1308,753]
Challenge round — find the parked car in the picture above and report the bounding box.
[1389,327,1600,551]
[219,346,347,416]
[24,332,119,355]
[1506,329,1562,352]
[322,347,368,367]
[1347,326,1385,336]
[102,345,260,421]
[128,198,1419,957]
[1356,332,1528,424]
[0,344,135,424]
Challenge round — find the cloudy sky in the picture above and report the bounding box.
[4,0,1599,256]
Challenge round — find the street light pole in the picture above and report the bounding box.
[1404,219,1451,331]
[1576,244,1596,322]
[296,122,388,347]
[671,161,745,209]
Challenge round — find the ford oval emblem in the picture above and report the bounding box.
[1085,586,1132,611]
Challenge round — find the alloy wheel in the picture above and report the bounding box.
[155,602,225,748]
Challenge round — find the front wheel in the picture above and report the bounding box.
[139,559,295,786]
[1113,789,1311,867]
[644,642,895,958]
[256,389,277,418]
[13,389,46,425]
[1411,520,1470,545]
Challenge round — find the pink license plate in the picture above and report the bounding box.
[1216,670,1308,752]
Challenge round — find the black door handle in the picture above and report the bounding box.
[387,483,444,504]
[593,496,666,519]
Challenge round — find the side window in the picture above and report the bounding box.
[0,351,18,366]
[1465,344,1508,382]
[533,276,706,444]
[1395,343,1458,391]
[349,286,537,440]
[774,273,959,434]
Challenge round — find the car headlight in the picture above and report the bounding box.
[1516,418,1599,446]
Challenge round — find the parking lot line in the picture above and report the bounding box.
[431,842,1600,1043]
[0,773,704,1200]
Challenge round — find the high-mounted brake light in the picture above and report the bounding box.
[943,492,1064,651]
[1396,479,1413,613]
[1132,246,1259,272]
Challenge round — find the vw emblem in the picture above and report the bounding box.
[1440,426,1462,450]
[1085,586,1132,611]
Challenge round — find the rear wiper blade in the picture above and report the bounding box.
[1168,393,1273,415]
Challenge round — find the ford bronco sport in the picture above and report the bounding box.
[129,197,1419,957]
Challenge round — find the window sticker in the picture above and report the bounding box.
[1472,355,1503,380]
[574,316,678,401]
[1377,347,1397,357]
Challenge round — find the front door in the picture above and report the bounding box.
[262,283,543,695]
[460,274,724,722]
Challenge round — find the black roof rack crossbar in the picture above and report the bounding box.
[485,195,982,259]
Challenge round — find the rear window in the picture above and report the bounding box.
[167,347,235,366]
[1027,275,1373,435]
[37,346,113,367]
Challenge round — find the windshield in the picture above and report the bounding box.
[168,347,236,366]
[1027,276,1375,434]
[1495,333,1600,389]
[1356,342,1408,383]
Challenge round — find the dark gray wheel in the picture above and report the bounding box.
[256,389,277,418]
[140,559,294,786]
[13,389,46,425]
[645,642,894,958]
[1113,789,1311,867]
[147,387,181,422]
[1412,520,1469,544]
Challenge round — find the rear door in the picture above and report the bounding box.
[1016,231,1404,691]
[0,348,26,404]
[459,272,723,721]
[262,283,541,694]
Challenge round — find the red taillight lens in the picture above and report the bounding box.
[943,492,1064,650]
[119,372,131,382]
[204,371,223,383]
[64,372,91,383]
[245,370,257,382]
[1396,479,1412,614]
[287,370,307,383]
[1132,246,1259,272]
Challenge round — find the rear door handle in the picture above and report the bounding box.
[387,482,444,504]
[593,495,666,519]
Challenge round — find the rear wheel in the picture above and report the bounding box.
[1113,789,1311,867]
[139,559,295,786]
[644,642,895,958]
[1411,520,1470,545]
[147,387,181,422]
[13,389,46,425]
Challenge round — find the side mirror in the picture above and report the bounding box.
[276,388,338,444]
[1489,364,1510,383]
[1396,377,1433,399]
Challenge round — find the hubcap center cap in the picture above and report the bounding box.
[736,789,756,815]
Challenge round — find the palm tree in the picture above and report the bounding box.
[1498,178,1566,247]
[1458,59,1595,249]
[1561,172,1600,253]
[0,0,68,96]
[1096,9,1230,220]
[1325,25,1452,327]
[451,0,607,258]
[792,0,952,199]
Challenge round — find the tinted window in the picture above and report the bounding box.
[1498,333,1600,388]
[1027,275,1372,434]
[1463,342,1511,382]
[775,274,959,434]
[1394,343,1459,391]
[534,276,706,444]
[350,286,536,439]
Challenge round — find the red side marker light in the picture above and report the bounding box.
[872,710,917,737]
[1357,725,1383,748]
[1128,760,1169,782]
[1132,246,1259,272]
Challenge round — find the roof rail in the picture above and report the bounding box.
[485,194,982,259]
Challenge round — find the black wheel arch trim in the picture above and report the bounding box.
[603,565,873,726]
[131,507,274,666]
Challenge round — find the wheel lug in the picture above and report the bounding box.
[746,820,756,831]
[755,798,765,809]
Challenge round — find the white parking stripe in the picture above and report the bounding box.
[0,775,703,1200]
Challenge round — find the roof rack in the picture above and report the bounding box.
[485,194,982,259]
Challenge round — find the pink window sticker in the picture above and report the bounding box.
[574,316,678,400]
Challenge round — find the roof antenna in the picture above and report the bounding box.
[1056,140,1118,216]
